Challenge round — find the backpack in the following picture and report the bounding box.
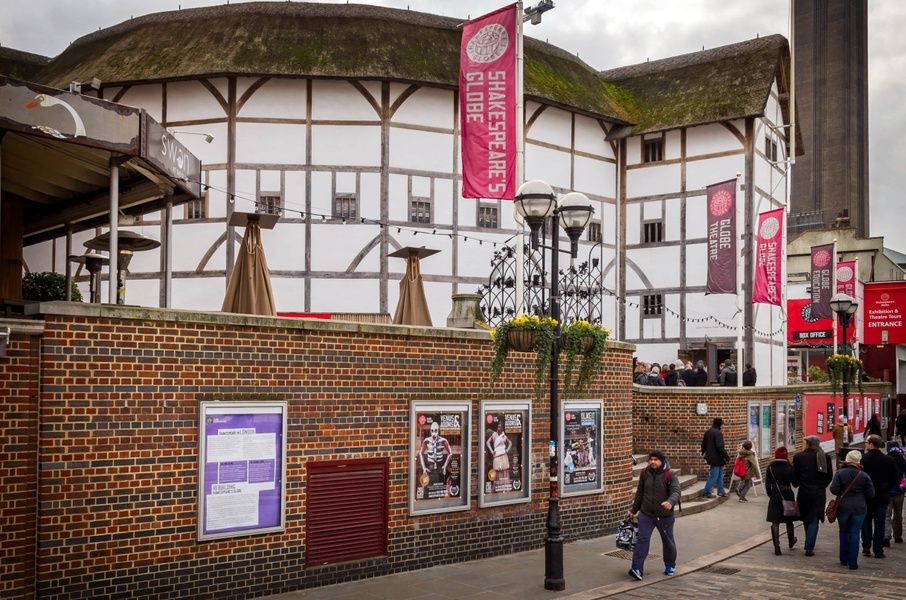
[643,467,682,512]
[733,456,747,478]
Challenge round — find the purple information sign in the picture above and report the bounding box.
[199,404,285,540]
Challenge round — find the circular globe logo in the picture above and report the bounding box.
[466,24,509,63]
[813,250,831,268]
[759,216,780,240]
[836,265,854,283]
[801,303,818,324]
[709,190,733,216]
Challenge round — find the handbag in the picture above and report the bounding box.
[616,519,638,550]
[768,467,799,518]
[826,469,862,524]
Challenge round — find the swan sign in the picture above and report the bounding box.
[142,115,202,197]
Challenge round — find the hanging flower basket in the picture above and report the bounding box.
[562,321,611,396]
[825,354,864,394]
[489,314,558,394]
[507,329,536,352]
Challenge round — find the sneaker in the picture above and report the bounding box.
[717,492,728,498]
[663,567,676,576]
[738,497,748,503]
[805,550,815,557]
[702,494,714,499]
[788,537,798,549]
[874,552,885,559]
[883,538,891,548]
[862,549,871,557]
[629,568,643,581]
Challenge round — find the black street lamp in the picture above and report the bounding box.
[515,180,593,592]
[830,292,859,431]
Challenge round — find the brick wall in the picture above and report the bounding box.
[6,303,635,599]
[632,382,891,481]
[0,320,43,600]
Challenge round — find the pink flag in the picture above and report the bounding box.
[810,243,835,319]
[460,4,517,199]
[706,179,737,294]
[753,208,784,305]
[836,259,860,339]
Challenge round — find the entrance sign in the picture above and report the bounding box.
[479,401,531,507]
[197,401,287,541]
[560,400,603,497]
[863,282,906,345]
[460,4,518,199]
[409,400,471,515]
[705,179,737,294]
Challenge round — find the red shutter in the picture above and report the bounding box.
[305,458,389,567]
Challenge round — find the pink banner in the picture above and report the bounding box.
[460,4,517,199]
[706,179,737,294]
[836,259,861,340]
[753,208,784,305]
[810,243,835,319]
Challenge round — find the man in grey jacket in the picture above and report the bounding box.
[627,450,681,580]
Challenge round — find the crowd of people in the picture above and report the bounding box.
[626,421,906,581]
[632,358,757,387]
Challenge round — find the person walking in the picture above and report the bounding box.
[701,417,730,498]
[830,450,875,569]
[832,416,852,466]
[859,434,897,558]
[627,450,681,581]
[866,413,882,438]
[896,409,906,446]
[792,436,833,556]
[734,440,759,502]
[884,441,906,545]
[765,446,798,554]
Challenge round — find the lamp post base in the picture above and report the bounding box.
[544,496,565,591]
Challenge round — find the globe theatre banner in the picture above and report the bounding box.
[706,179,737,295]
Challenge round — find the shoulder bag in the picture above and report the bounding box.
[769,466,799,518]
[825,470,861,524]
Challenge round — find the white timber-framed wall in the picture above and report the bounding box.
[23,75,619,324]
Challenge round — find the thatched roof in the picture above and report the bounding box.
[37,1,634,122]
[600,35,791,137]
[0,47,51,81]
[31,3,790,135]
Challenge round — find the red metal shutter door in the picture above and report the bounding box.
[306,458,388,567]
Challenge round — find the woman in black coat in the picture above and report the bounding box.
[765,446,798,555]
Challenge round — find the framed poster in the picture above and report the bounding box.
[760,404,772,458]
[409,401,471,515]
[561,401,603,497]
[197,401,287,541]
[479,401,531,507]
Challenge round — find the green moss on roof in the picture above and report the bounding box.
[0,47,51,81]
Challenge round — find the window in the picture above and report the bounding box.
[257,192,282,216]
[643,220,663,244]
[642,294,663,316]
[587,221,602,243]
[642,137,664,163]
[764,136,778,163]
[185,194,207,220]
[477,203,499,229]
[333,194,357,220]
[409,198,431,224]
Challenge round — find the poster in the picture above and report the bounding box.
[748,404,760,446]
[817,412,824,435]
[760,405,773,458]
[561,401,603,497]
[410,401,470,515]
[827,403,836,430]
[479,401,531,507]
[848,397,855,422]
[198,401,286,541]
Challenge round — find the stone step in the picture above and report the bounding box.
[631,453,649,464]
[675,493,731,517]
[632,472,697,491]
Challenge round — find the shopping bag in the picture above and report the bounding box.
[616,519,637,549]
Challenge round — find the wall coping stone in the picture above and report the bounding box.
[25,301,637,350]
[0,317,45,335]
[633,381,892,395]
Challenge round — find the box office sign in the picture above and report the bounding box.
[409,401,471,515]
[197,401,287,541]
[560,401,604,497]
[479,401,531,508]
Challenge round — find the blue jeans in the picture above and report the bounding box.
[631,512,677,575]
[804,517,820,552]
[703,465,725,495]
[861,500,888,555]
[838,511,866,568]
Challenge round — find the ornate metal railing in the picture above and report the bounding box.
[479,238,605,328]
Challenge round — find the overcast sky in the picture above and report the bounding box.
[2,0,903,250]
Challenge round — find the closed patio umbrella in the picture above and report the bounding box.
[390,246,439,327]
[221,212,278,316]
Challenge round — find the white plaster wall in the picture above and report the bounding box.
[525,144,571,190]
[527,106,572,147]
[174,122,228,166]
[311,125,380,166]
[271,276,306,313]
[685,194,708,239]
[573,156,613,197]
[665,130,682,161]
[360,173,381,221]
[634,342,681,363]
[686,155,744,191]
[626,163,681,198]
[391,87,454,129]
[116,84,163,120]
[626,246,680,288]
[238,78,307,120]
[310,224,377,271]
[310,279,380,313]
[389,128,453,173]
[205,170,229,218]
[172,276,227,311]
[388,174,408,222]
[260,224,306,271]
[664,200,681,242]
[311,80,379,120]
[166,80,226,121]
[236,122,306,165]
[685,123,743,156]
[172,222,228,271]
[573,115,611,157]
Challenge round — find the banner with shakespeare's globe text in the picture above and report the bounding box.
[460,4,517,199]
[753,208,784,305]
